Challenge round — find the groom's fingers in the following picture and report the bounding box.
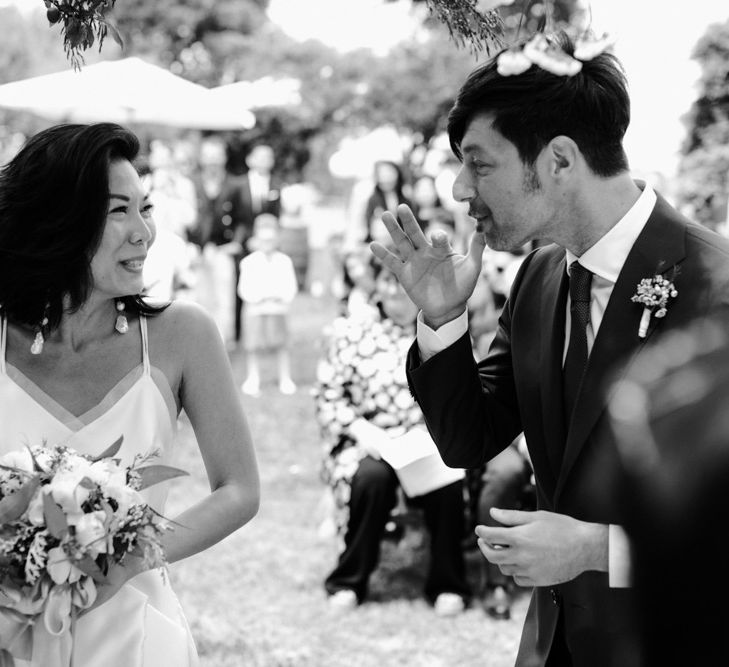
[380,210,414,259]
[475,525,512,550]
[490,507,532,526]
[370,242,404,277]
[395,204,429,249]
[429,229,452,254]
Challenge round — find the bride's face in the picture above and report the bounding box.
[90,159,156,299]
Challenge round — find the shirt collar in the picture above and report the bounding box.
[565,184,657,284]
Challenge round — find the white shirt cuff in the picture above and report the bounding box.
[416,310,469,362]
[608,524,632,588]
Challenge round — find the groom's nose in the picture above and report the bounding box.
[452,166,475,203]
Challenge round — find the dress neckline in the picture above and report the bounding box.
[4,361,146,431]
[0,312,177,432]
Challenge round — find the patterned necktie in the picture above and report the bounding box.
[563,261,593,427]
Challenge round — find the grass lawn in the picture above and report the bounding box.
[165,291,529,667]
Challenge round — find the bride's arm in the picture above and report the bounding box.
[161,301,260,563]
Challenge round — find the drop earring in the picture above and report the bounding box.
[30,305,50,355]
[115,300,129,334]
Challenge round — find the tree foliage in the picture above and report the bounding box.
[677,19,729,228]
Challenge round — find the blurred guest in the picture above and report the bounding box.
[231,144,283,345]
[190,136,238,343]
[313,260,470,615]
[146,139,197,240]
[467,256,500,359]
[363,160,412,246]
[607,317,729,667]
[137,161,196,302]
[473,438,533,620]
[411,174,444,228]
[238,214,298,396]
[340,245,378,320]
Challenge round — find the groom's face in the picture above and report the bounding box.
[452,112,550,252]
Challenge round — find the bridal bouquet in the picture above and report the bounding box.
[0,438,186,666]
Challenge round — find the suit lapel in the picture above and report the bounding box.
[554,195,687,502]
[539,254,568,492]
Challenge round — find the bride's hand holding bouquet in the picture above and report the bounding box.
[0,438,186,667]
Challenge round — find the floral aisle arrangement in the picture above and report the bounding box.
[0,438,186,666]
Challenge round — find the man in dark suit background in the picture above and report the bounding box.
[230,144,282,344]
[371,31,729,667]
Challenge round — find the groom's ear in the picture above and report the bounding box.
[545,136,580,179]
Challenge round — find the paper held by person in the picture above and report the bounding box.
[349,419,464,497]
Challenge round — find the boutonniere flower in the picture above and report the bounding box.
[631,274,678,338]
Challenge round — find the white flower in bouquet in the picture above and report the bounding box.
[25,488,45,527]
[74,510,109,558]
[46,546,84,585]
[0,450,34,475]
[0,438,188,667]
[46,468,91,525]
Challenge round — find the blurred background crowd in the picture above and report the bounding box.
[1,0,729,663]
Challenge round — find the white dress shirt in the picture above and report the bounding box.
[416,184,657,587]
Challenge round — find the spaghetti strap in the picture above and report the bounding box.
[140,315,150,376]
[0,313,6,375]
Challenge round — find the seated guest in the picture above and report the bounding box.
[313,258,471,615]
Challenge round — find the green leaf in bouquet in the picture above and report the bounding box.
[42,493,68,540]
[136,465,188,491]
[0,464,34,478]
[78,477,97,491]
[26,445,47,473]
[91,436,124,462]
[73,556,107,583]
[0,478,39,524]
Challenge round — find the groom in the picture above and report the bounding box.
[371,32,729,667]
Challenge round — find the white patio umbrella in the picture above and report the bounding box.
[208,76,302,110]
[0,57,255,130]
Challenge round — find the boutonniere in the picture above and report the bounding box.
[631,271,679,338]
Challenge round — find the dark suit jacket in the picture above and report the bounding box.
[200,173,282,248]
[407,192,729,667]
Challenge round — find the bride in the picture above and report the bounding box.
[0,123,260,666]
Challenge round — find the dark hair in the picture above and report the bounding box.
[0,122,166,331]
[447,31,630,177]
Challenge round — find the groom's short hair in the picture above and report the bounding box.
[447,31,630,178]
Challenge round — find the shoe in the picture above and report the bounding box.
[328,589,358,610]
[241,379,260,396]
[278,378,297,395]
[434,593,465,617]
[483,585,511,620]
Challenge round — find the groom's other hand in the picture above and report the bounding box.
[475,508,608,587]
[370,203,487,330]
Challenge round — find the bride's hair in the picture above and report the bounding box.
[0,122,166,331]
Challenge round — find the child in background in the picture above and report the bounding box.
[238,213,298,396]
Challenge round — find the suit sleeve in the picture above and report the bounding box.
[406,251,536,469]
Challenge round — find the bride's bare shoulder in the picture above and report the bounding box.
[145,301,221,353]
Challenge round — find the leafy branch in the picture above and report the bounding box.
[423,0,505,55]
[43,0,123,70]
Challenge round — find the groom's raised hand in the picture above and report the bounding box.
[370,204,487,330]
[475,509,609,587]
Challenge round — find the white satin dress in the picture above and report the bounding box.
[0,314,199,667]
